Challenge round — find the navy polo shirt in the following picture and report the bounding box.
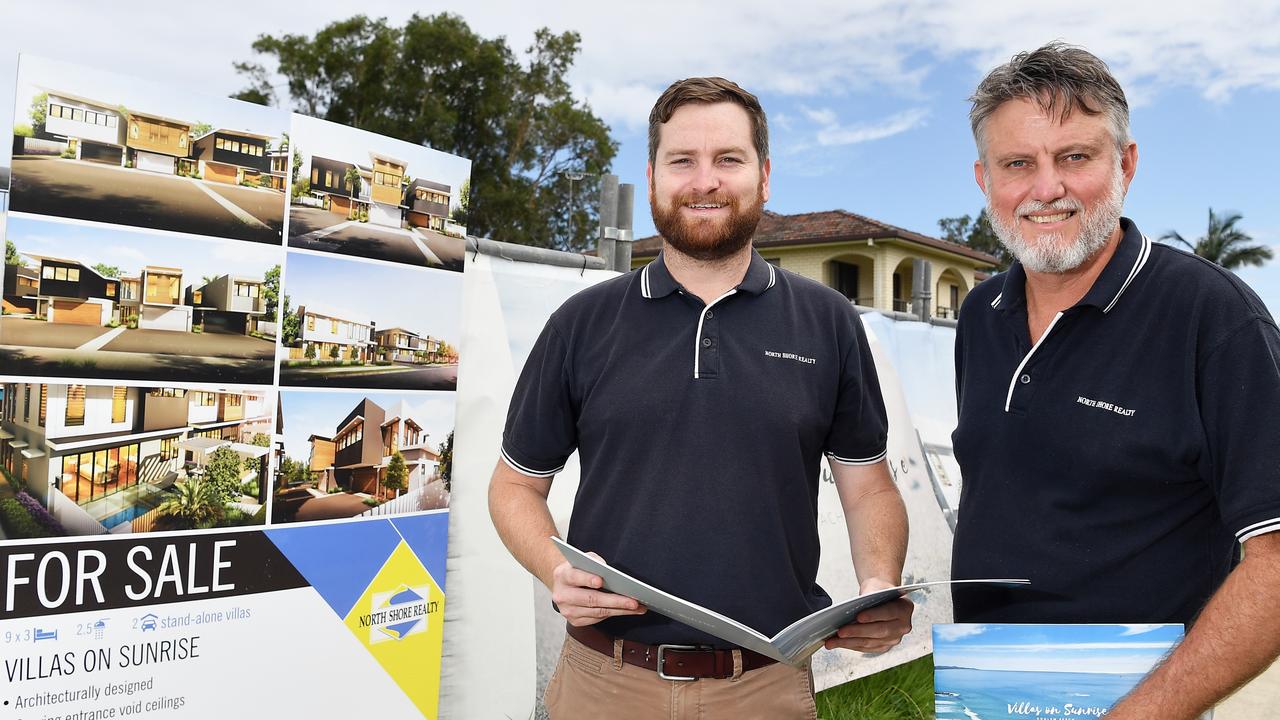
[502,250,889,647]
[951,217,1280,624]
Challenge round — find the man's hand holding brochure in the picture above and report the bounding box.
[553,536,1029,666]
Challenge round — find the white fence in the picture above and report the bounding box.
[358,482,449,517]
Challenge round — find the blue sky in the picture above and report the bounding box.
[279,389,456,463]
[283,250,462,345]
[933,623,1184,675]
[1,2,1278,314]
[7,215,281,284]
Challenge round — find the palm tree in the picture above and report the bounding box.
[1161,208,1273,270]
[156,478,223,529]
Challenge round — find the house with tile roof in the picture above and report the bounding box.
[631,209,1000,319]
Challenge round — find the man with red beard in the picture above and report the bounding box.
[489,77,913,718]
[951,43,1280,719]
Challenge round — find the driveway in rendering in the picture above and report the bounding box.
[9,156,284,244]
[0,344,274,384]
[101,329,275,360]
[288,206,450,269]
[0,318,113,348]
[280,362,458,391]
[413,227,466,272]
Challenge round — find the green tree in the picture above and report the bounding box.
[344,166,363,200]
[204,447,245,504]
[191,121,213,138]
[451,177,470,225]
[262,264,281,319]
[438,430,453,493]
[157,477,224,530]
[234,13,617,252]
[91,263,121,278]
[1161,208,1273,270]
[384,452,408,498]
[29,92,47,136]
[6,239,24,267]
[281,294,302,345]
[938,209,1011,272]
[250,433,271,447]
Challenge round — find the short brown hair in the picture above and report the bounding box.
[970,42,1130,160]
[648,77,768,166]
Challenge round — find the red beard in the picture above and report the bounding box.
[650,185,763,262]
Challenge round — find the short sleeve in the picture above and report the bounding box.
[500,319,578,477]
[1199,316,1280,543]
[824,312,889,465]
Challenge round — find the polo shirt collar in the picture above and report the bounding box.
[639,249,777,300]
[992,217,1152,315]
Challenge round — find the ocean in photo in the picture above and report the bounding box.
[935,667,1147,719]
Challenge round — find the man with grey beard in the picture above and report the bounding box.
[950,42,1280,719]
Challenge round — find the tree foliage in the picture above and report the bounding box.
[157,477,223,530]
[29,92,47,136]
[5,239,24,267]
[92,263,122,278]
[281,293,301,346]
[234,13,617,251]
[438,429,454,492]
[1161,208,1273,270]
[262,264,281,319]
[204,447,245,504]
[384,452,408,496]
[937,208,1011,272]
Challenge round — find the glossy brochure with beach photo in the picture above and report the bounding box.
[553,536,1029,666]
[932,623,1203,720]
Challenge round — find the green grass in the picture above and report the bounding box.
[815,654,935,720]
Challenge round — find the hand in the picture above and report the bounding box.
[823,578,914,653]
[551,553,647,627]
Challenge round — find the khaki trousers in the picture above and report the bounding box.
[544,633,818,720]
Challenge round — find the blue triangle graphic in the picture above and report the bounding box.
[391,513,450,593]
[265,520,403,618]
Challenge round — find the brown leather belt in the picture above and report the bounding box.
[566,623,777,680]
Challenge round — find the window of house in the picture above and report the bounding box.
[325,170,333,187]
[43,266,54,279]
[69,268,80,282]
[216,138,225,150]
[307,315,315,331]
[106,282,117,295]
[107,116,117,128]
[130,122,139,139]
[311,168,319,185]
[72,108,84,122]
[23,383,31,423]
[160,437,177,461]
[38,385,46,427]
[225,394,242,408]
[112,387,127,423]
[331,319,338,333]
[147,388,186,398]
[65,385,86,427]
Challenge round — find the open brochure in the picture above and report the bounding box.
[553,536,1030,666]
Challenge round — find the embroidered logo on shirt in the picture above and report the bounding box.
[764,350,816,365]
[1077,395,1135,417]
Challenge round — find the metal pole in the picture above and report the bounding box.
[614,183,635,273]
[912,258,933,322]
[597,174,619,269]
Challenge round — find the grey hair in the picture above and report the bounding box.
[970,42,1130,160]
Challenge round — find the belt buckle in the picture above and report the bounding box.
[656,643,705,681]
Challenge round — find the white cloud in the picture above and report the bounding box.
[934,624,987,642]
[1118,624,1168,636]
[815,107,929,147]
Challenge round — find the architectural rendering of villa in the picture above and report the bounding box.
[44,91,127,165]
[306,397,439,498]
[294,304,376,362]
[3,252,270,336]
[190,129,284,189]
[0,382,272,537]
[124,109,192,175]
[305,152,452,230]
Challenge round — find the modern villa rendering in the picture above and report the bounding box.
[285,114,471,271]
[279,252,461,391]
[0,218,279,384]
[10,58,289,244]
[0,381,273,539]
[273,393,451,524]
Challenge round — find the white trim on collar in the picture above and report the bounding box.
[1102,234,1152,314]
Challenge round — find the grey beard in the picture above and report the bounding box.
[987,165,1125,274]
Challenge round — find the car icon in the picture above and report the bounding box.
[140,614,158,632]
